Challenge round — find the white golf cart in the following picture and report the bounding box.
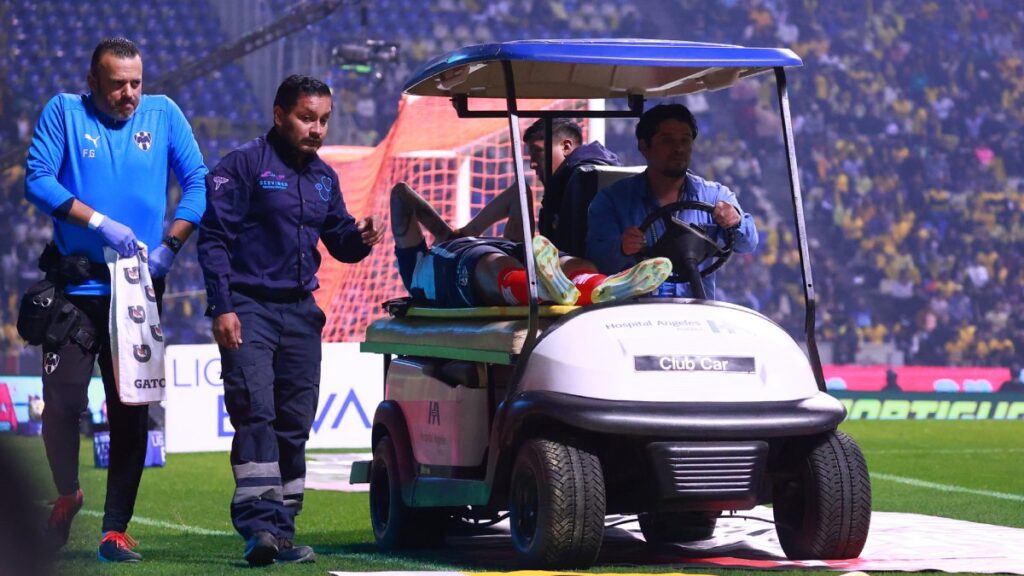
[351,39,871,568]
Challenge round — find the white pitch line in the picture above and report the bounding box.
[871,472,1024,502]
[80,510,233,536]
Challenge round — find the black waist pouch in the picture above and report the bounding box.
[17,280,95,350]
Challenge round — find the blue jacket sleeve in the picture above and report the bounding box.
[165,97,208,224]
[25,95,73,216]
[585,185,635,274]
[711,181,758,254]
[197,152,251,316]
[321,175,371,263]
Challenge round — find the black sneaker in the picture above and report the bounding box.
[276,539,315,564]
[97,531,142,562]
[244,531,278,567]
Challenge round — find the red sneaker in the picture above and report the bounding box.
[45,488,83,549]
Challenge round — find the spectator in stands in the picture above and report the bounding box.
[23,37,207,563]
[390,183,671,307]
[197,75,382,568]
[586,104,758,300]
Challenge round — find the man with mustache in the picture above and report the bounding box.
[198,74,383,567]
[586,104,759,299]
[23,37,208,562]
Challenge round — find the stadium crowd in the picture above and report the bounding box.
[1,0,1022,374]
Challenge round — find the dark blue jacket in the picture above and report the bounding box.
[537,141,621,254]
[198,129,370,316]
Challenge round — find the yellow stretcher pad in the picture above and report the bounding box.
[361,305,578,364]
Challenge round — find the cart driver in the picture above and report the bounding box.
[585,104,759,300]
[390,183,671,307]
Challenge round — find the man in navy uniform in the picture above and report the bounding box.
[198,75,383,567]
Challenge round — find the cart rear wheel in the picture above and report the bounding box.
[773,430,872,559]
[370,436,446,549]
[509,439,605,568]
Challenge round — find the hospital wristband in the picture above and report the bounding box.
[88,211,105,230]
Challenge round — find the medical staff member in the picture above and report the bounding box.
[198,74,382,567]
[24,37,207,562]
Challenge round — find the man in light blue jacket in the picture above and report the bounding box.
[586,104,758,300]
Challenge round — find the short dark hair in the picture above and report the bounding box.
[635,104,698,145]
[90,38,141,76]
[523,118,583,146]
[274,75,332,112]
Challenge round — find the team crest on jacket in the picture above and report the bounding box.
[128,305,146,323]
[150,324,164,342]
[124,266,141,284]
[133,344,152,363]
[133,131,152,151]
[43,352,60,375]
[145,285,157,302]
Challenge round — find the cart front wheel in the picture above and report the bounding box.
[509,439,606,568]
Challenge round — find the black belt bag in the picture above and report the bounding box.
[16,244,100,351]
[16,280,95,351]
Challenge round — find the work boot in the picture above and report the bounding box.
[244,530,278,567]
[276,538,316,564]
[45,488,83,550]
[97,531,142,562]
[591,257,672,303]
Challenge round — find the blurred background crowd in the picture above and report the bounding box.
[1,0,1021,375]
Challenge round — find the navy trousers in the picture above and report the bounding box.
[219,291,325,540]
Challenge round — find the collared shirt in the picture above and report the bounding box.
[585,170,758,300]
[198,129,370,316]
[24,93,208,295]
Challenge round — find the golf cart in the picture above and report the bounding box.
[352,39,872,568]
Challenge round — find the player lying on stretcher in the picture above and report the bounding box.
[390,182,670,307]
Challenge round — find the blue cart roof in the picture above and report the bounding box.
[404,39,802,99]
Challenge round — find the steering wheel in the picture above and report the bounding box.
[636,200,736,278]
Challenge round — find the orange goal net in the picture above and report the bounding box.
[315,95,590,341]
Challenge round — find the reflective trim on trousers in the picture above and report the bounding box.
[232,461,283,504]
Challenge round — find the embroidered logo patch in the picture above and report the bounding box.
[133,131,152,151]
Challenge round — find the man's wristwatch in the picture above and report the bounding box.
[162,235,184,254]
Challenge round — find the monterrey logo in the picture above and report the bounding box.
[128,305,146,323]
[43,352,60,375]
[150,324,164,342]
[124,266,141,284]
[133,344,152,363]
[133,130,152,151]
[145,285,157,302]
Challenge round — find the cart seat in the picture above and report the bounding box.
[361,305,577,364]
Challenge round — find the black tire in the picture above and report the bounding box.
[773,430,872,559]
[369,436,447,549]
[639,510,718,544]
[508,439,606,568]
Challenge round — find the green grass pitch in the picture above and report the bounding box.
[4,420,1022,575]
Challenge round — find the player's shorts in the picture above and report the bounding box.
[398,237,525,307]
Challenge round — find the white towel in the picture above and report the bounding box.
[105,244,166,405]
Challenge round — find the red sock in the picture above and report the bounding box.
[497,268,528,305]
[569,270,607,306]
